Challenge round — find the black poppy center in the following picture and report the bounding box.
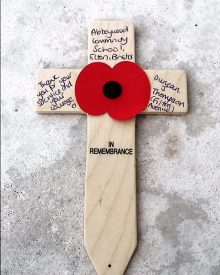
[103,81,122,99]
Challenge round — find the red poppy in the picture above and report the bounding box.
[75,61,151,120]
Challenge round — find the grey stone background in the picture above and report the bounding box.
[1,0,220,274]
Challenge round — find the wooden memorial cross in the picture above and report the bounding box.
[36,21,187,275]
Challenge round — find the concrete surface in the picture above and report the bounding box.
[1,0,220,274]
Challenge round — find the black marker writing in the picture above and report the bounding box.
[92,36,128,46]
[91,26,129,38]
[90,53,133,61]
[154,75,180,93]
[38,75,59,91]
[37,72,76,111]
[152,88,184,107]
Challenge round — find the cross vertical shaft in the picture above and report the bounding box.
[84,21,137,275]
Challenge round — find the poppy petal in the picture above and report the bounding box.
[107,62,151,120]
[75,62,112,115]
[75,61,151,120]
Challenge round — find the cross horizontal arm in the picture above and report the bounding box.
[36,68,187,115]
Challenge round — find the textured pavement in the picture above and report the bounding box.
[1,0,220,274]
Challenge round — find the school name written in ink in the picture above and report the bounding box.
[90,25,134,62]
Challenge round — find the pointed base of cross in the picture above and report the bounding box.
[84,114,137,275]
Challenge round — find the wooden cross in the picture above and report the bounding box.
[36,21,187,275]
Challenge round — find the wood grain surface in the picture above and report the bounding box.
[85,21,137,275]
[35,20,188,275]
